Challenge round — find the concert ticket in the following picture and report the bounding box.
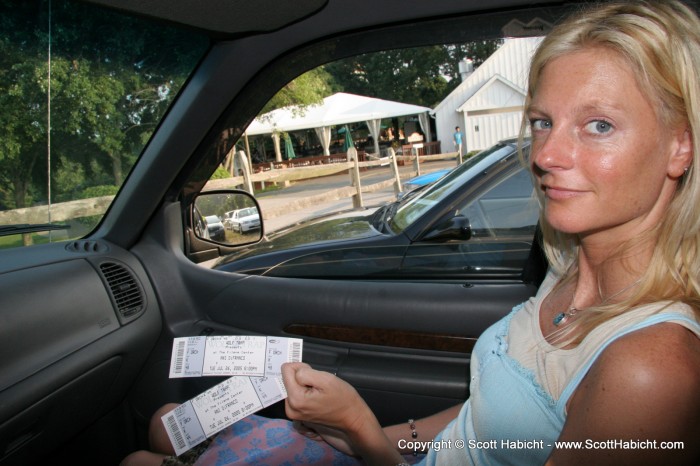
[162,335,303,455]
[168,335,303,378]
[162,375,288,456]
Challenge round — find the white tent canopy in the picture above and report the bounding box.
[245,92,432,158]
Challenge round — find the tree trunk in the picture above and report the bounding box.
[111,154,123,185]
[13,178,33,246]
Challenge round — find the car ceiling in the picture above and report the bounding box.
[82,0,328,35]
[81,0,572,36]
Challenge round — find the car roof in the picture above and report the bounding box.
[81,0,576,37]
[81,0,328,35]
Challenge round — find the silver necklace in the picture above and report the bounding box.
[553,277,643,327]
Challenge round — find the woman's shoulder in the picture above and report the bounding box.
[559,322,700,463]
[603,320,700,375]
[589,320,700,414]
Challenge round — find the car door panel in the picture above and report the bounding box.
[401,240,534,278]
[336,349,470,424]
[155,273,535,424]
[128,206,537,427]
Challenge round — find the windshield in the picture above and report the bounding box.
[388,142,518,232]
[0,0,208,249]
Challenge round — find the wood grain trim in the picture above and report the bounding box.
[284,324,477,353]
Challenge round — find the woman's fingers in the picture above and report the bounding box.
[282,362,362,427]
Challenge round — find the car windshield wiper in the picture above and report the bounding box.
[0,223,71,237]
[378,201,403,234]
[369,204,390,229]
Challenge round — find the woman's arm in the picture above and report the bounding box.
[546,323,700,466]
[383,404,463,454]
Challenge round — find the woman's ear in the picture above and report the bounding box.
[667,128,693,178]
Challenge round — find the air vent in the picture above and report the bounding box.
[99,262,145,324]
[65,240,109,253]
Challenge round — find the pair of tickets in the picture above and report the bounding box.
[162,335,303,456]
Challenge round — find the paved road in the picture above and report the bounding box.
[256,159,458,233]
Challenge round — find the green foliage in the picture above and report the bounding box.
[0,0,207,215]
[195,192,255,219]
[260,68,334,116]
[80,185,119,199]
[53,156,85,202]
[210,167,232,180]
[325,40,502,107]
[0,232,52,250]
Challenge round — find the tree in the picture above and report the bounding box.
[0,3,49,211]
[0,0,206,214]
[325,40,502,108]
[259,67,335,116]
[254,68,335,162]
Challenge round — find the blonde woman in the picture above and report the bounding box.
[283,2,700,465]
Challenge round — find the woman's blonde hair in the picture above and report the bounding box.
[521,0,700,338]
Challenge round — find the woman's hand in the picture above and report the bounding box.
[282,362,371,433]
[282,362,404,465]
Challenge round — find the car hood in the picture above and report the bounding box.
[215,211,382,267]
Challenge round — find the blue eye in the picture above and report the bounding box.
[530,119,551,131]
[585,120,613,134]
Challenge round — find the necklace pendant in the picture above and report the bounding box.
[553,306,578,327]
[553,312,567,326]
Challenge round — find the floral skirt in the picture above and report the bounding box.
[161,415,424,466]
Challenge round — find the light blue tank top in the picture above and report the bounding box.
[417,303,700,465]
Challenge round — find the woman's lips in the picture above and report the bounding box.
[542,185,584,200]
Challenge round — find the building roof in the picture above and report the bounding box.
[431,37,543,115]
[245,92,431,135]
[456,74,525,113]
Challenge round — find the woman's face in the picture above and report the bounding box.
[528,47,690,243]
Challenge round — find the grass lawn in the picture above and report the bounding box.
[0,233,53,249]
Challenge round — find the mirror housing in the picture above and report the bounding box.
[422,215,472,242]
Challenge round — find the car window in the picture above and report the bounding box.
[206,39,544,282]
[0,1,207,249]
[398,162,538,280]
[388,143,516,233]
[461,165,539,235]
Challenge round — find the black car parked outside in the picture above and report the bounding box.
[216,138,539,282]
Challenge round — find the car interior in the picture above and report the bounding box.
[0,0,617,465]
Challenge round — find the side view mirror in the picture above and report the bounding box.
[422,215,472,241]
[192,190,263,246]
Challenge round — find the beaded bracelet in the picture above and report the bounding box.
[408,418,418,455]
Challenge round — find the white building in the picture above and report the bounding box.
[433,37,543,154]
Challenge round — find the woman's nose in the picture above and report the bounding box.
[531,127,574,172]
